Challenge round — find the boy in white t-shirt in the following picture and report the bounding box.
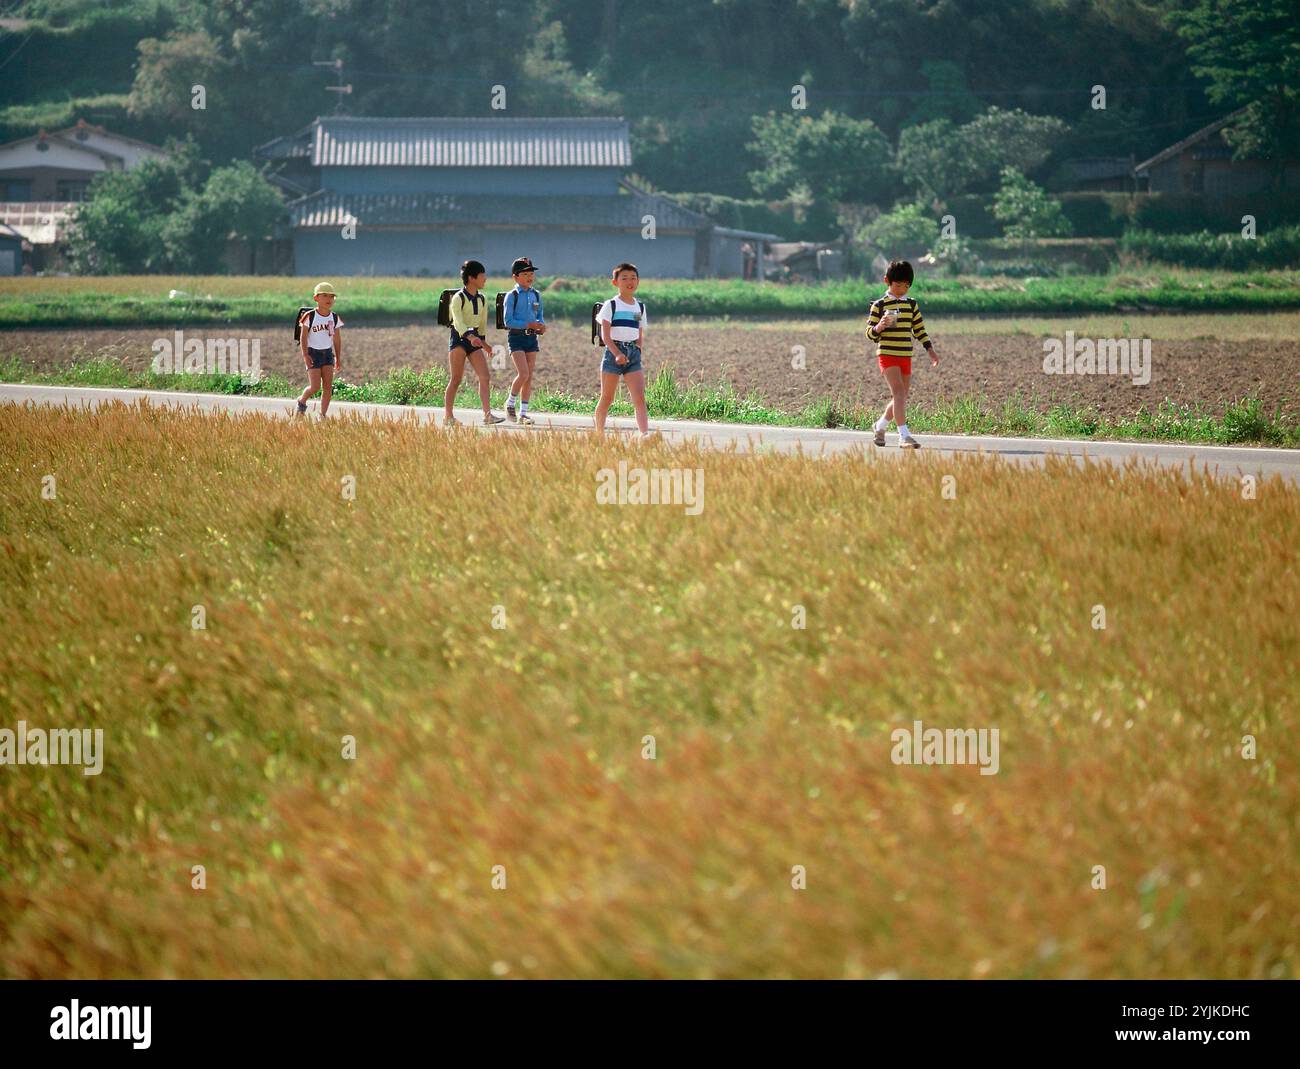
[297,281,343,419]
[594,261,657,440]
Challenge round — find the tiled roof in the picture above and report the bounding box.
[287,189,712,231]
[1135,108,1249,175]
[305,117,631,168]
[254,130,313,160]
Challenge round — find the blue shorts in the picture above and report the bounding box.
[307,349,335,369]
[448,330,482,355]
[602,340,642,376]
[508,330,540,354]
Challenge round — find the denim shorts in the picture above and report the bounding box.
[602,340,642,376]
[508,330,540,354]
[307,349,335,369]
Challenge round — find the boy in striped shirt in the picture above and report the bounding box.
[866,260,940,448]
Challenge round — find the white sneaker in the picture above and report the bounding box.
[899,431,920,449]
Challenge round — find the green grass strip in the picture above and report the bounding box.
[1,356,1295,447]
[4,271,1300,326]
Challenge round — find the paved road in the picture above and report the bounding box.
[3,383,1297,484]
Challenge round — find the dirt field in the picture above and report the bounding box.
[3,315,1298,419]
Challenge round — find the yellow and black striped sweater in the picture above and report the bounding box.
[866,293,932,358]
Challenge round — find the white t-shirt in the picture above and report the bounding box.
[596,296,647,343]
[303,310,344,349]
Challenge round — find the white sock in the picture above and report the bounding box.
[874,416,889,432]
[898,423,910,437]
[508,393,518,407]
[520,399,529,414]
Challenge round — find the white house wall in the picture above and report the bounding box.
[0,139,113,174]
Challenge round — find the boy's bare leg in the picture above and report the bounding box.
[510,350,530,401]
[299,367,322,408]
[522,351,537,404]
[594,372,620,435]
[468,348,493,416]
[882,366,907,427]
[445,348,467,421]
[624,370,650,433]
[320,365,334,417]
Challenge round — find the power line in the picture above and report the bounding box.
[0,24,35,73]
[249,56,1210,99]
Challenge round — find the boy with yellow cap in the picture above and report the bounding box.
[297,282,343,419]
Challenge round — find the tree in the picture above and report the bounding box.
[895,120,979,203]
[67,141,206,274]
[67,143,284,274]
[1166,0,1300,190]
[992,168,1072,240]
[747,111,892,206]
[905,61,981,127]
[161,162,286,274]
[896,107,1069,200]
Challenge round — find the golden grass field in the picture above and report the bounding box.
[0,402,1296,978]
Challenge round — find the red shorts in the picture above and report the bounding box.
[878,355,912,375]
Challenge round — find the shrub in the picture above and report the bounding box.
[1119,226,1300,269]
[993,169,1073,240]
[858,201,940,259]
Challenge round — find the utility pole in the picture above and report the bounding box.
[314,59,352,114]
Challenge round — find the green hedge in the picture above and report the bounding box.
[1120,227,1300,270]
[944,192,1300,239]
[1057,194,1130,237]
[1129,192,1300,234]
[5,271,1300,326]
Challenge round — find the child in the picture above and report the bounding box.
[594,262,658,441]
[503,256,546,425]
[297,281,343,419]
[443,259,504,427]
[866,260,940,448]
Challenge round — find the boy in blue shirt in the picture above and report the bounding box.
[502,256,546,424]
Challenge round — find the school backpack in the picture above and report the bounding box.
[293,306,337,342]
[435,288,459,328]
[591,297,645,346]
[494,291,507,331]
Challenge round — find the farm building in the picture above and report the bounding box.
[0,120,166,271]
[1135,109,1300,195]
[1053,156,1137,193]
[255,116,779,278]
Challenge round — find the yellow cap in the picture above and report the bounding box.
[313,282,336,296]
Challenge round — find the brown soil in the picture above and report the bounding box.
[3,323,1297,419]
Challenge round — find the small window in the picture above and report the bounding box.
[56,180,90,202]
[0,179,33,201]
